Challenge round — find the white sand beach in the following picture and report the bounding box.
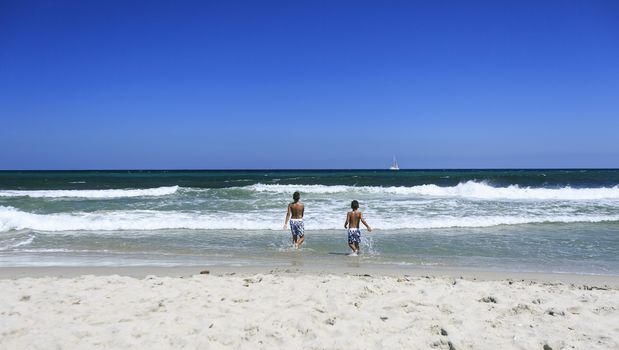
[1,268,618,349]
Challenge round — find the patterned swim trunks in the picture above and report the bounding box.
[347,228,361,244]
[289,219,304,239]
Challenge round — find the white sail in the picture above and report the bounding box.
[389,156,399,170]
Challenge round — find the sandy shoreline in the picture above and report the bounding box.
[2,268,618,349]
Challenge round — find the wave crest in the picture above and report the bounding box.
[1,206,617,232]
[242,181,619,200]
[0,186,179,199]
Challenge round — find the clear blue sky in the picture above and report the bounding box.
[1,0,618,169]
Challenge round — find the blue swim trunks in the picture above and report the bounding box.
[347,228,361,244]
[289,219,304,239]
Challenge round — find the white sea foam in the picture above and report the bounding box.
[247,184,352,194]
[0,186,179,199]
[1,206,617,232]
[3,182,617,201]
[242,182,619,200]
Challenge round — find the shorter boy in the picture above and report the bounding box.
[344,200,372,256]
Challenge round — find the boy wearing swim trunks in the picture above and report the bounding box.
[344,200,372,256]
[283,191,305,249]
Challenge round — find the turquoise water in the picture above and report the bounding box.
[1,170,618,274]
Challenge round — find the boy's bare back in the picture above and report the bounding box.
[346,209,371,231]
[347,210,363,228]
[289,202,304,219]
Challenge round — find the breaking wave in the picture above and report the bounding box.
[0,186,179,199]
[242,182,619,200]
[1,206,617,232]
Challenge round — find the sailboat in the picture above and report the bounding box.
[389,155,400,170]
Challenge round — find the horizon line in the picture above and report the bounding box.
[1,167,618,172]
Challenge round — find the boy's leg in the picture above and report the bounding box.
[347,230,356,252]
[349,229,360,253]
[290,221,299,248]
[294,221,305,248]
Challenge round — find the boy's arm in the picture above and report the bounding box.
[344,212,349,229]
[360,212,372,232]
[283,204,291,229]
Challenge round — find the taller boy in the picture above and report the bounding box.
[283,191,305,249]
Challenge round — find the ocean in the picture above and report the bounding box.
[1,169,618,275]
